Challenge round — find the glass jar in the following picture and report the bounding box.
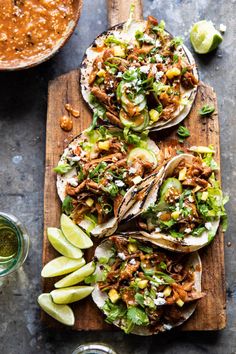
[71,343,118,354]
[0,212,30,277]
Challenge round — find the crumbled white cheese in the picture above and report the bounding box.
[80,150,86,157]
[68,178,79,187]
[155,227,161,232]
[157,212,163,218]
[107,174,113,181]
[129,167,137,175]
[97,62,102,70]
[163,324,172,330]
[140,65,150,74]
[71,156,81,162]
[153,276,164,284]
[115,180,125,187]
[154,298,166,306]
[151,65,157,75]
[156,292,164,298]
[205,222,212,230]
[155,39,161,47]
[188,195,194,203]
[118,252,126,260]
[155,71,164,81]
[129,259,136,265]
[132,176,142,185]
[184,228,192,234]
[116,72,123,78]
[155,54,163,62]
[142,34,155,43]
[219,24,227,33]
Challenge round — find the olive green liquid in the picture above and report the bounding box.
[0,216,18,262]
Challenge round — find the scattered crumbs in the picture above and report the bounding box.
[219,24,227,33]
[227,241,231,247]
[12,155,23,164]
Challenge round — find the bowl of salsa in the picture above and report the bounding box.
[0,0,82,70]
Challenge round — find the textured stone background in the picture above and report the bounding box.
[0,1,235,353]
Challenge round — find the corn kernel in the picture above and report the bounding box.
[85,198,94,207]
[98,140,110,151]
[108,289,120,303]
[97,69,106,77]
[178,167,187,181]
[171,211,180,220]
[163,286,172,297]
[166,67,181,79]
[128,243,138,253]
[138,279,149,289]
[113,45,126,58]
[149,109,160,122]
[176,299,185,307]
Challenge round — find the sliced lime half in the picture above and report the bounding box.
[51,286,94,304]
[38,293,75,326]
[41,256,85,278]
[61,214,93,249]
[54,261,95,288]
[190,20,223,54]
[47,227,83,259]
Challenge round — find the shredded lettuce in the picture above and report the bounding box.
[62,196,74,216]
[54,163,73,174]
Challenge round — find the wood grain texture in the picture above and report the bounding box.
[43,74,226,331]
[107,0,143,26]
[42,0,226,331]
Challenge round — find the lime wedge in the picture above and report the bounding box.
[54,261,95,288]
[61,214,93,249]
[190,20,223,54]
[51,286,94,304]
[47,227,83,259]
[37,293,75,326]
[41,256,85,278]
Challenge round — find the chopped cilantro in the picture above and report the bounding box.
[199,105,215,116]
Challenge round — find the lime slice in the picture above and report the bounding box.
[41,256,85,278]
[190,20,223,54]
[61,214,93,249]
[51,286,94,304]
[47,227,83,259]
[38,293,75,326]
[54,261,95,288]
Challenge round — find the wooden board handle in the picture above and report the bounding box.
[107,0,143,27]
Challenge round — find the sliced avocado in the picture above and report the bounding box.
[156,178,183,211]
[120,109,149,132]
[127,147,158,168]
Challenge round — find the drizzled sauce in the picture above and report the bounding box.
[0,0,74,64]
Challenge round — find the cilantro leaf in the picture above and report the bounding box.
[199,105,215,116]
[54,163,73,174]
[62,196,74,215]
[127,306,149,326]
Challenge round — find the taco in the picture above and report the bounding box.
[81,16,198,132]
[55,126,161,237]
[92,235,204,335]
[137,149,228,252]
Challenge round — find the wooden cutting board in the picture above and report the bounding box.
[42,0,226,331]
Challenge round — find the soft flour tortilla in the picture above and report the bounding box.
[81,20,198,131]
[92,235,202,335]
[136,154,221,252]
[56,127,160,237]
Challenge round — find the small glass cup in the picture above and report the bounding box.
[71,343,118,354]
[0,212,30,278]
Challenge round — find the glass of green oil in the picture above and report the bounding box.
[0,212,29,277]
[71,343,118,354]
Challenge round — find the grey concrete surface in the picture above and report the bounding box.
[0,1,235,353]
